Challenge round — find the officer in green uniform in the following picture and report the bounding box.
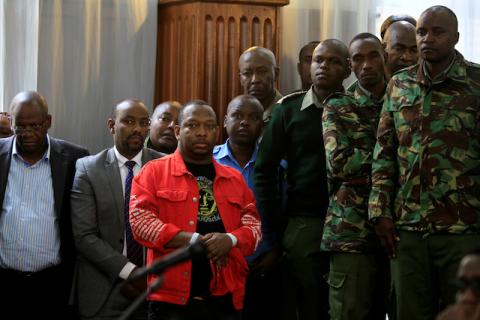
[369,6,480,320]
[322,33,388,320]
[254,39,351,320]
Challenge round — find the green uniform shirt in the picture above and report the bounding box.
[369,51,480,235]
[321,82,383,253]
[254,88,329,232]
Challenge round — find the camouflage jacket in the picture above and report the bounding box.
[321,86,382,253]
[369,51,480,235]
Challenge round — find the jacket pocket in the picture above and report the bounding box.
[155,190,189,224]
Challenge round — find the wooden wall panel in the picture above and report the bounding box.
[155,0,288,142]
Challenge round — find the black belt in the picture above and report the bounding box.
[0,265,61,279]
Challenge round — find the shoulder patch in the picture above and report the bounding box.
[277,91,305,104]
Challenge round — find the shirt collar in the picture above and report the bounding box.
[356,82,385,104]
[301,86,344,111]
[12,134,51,160]
[215,138,258,165]
[113,146,143,168]
[300,87,323,111]
[420,51,458,85]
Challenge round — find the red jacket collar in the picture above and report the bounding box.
[171,149,236,179]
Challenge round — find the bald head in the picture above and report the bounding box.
[239,46,278,107]
[417,5,459,67]
[178,100,216,126]
[175,101,219,164]
[317,39,350,60]
[0,112,13,138]
[298,41,320,90]
[149,101,183,154]
[420,5,458,32]
[10,91,48,117]
[113,99,148,118]
[239,46,277,68]
[380,14,417,39]
[108,99,150,159]
[310,39,351,93]
[385,21,417,41]
[383,21,418,75]
[225,95,263,146]
[227,95,263,114]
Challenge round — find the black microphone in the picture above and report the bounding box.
[130,241,206,280]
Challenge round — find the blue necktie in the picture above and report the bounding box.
[124,160,143,266]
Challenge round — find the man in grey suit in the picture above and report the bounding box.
[70,99,163,319]
[0,91,89,318]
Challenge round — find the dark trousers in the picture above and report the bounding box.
[282,216,330,320]
[242,259,282,320]
[148,295,240,320]
[0,265,75,319]
[392,231,480,320]
[327,252,390,320]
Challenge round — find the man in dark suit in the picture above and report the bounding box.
[0,91,89,318]
[70,99,163,319]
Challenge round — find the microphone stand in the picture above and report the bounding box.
[117,241,206,320]
[117,276,163,320]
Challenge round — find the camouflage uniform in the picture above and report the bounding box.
[322,82,388,320]
[369,52,480,320]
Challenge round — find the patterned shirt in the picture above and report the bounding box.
[321,86,382,253]
[369,51,480,235]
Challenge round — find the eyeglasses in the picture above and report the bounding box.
[454,277,480,296]
[13,122,45,134]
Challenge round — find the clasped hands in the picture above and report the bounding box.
[199,232,233,267]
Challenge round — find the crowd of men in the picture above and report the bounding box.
[0,4,479,320]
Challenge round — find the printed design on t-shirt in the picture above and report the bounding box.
[196,176,220,223]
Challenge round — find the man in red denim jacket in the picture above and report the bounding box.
[129,100,262,320]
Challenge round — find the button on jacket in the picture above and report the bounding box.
[129,150,261,310]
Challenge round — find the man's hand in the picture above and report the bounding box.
[120,267,147,300]
[202,233,233,262]
[250,247,283,275]
[374,217,399,259]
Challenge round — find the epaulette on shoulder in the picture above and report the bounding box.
[465,59,480,69]
[277,91,305,104]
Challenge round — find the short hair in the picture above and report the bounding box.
[10,91,49,118]
[111,98,145,119]
[318,39,350,62]
[227,95,263,114]
[298,41,321,61]
[380,14,417,39]
[349,32,382,48]
[178,100,215,125]
[239,46,277,68]
[420,5,458,32]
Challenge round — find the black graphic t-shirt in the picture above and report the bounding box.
[185,162,226,299]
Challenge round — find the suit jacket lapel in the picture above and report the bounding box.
[49,138,68,217]
[105,148,125,225]
[0,137,14,210]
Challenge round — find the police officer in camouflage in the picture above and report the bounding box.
[254,39,351,320]
[321,33,388,320]
[369,6,480,320]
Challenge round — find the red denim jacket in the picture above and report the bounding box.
[129,150,261,310]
